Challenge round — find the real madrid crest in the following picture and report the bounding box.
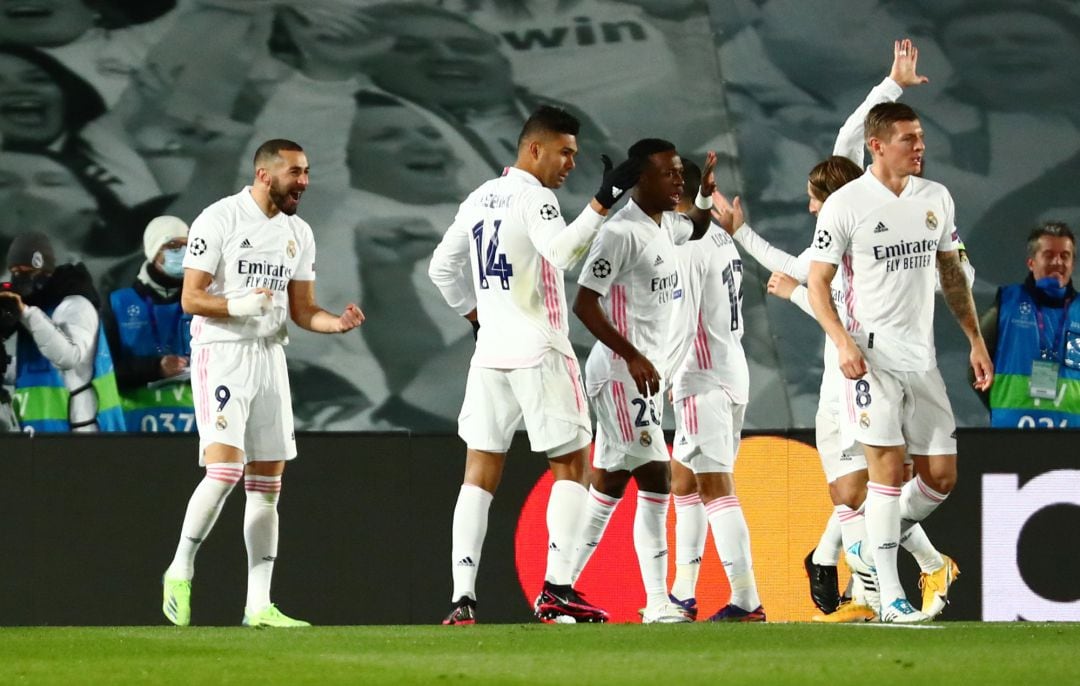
[640,430,652,447]
[925,210,938,230]
[286,240,297,258]
[859,412,871,429]
[216,415,228,430]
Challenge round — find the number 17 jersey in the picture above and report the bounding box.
[430,167,583,369]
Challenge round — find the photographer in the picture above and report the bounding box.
[0,233,125,432]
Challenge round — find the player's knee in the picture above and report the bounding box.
[922,468,956,495]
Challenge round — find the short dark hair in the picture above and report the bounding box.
[808,156,863,202]
[1027,221,1075,258]
[681,159,702,200]
[627,138,676,163]
[865,102,920,143]
[517,105,581,147]
[253,139,304,168]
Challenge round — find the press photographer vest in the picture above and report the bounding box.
[14,306,126,432]
[109,287,195,432]
[989,284,1080,428]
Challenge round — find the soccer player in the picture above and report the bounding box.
[806,101,993,623]
[161,139,365,628]
[571,139,716,624]
[714,40,967,622]
[428,105,641,625]
[668,160,765,622]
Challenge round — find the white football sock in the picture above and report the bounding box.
[672,492,706,601]
[705,495,760,610]
[545,480,587,585]
[244,474,281,614]
[570,487,620,584]
[900,523,944,573]
[450,483,493,602]
[166,463,244,580]
[900,475,949,523]
[812,510,843,565]
[865,482,903,606]
[635,490,671,609]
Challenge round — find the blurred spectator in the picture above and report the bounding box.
[0,0,182,107]
[924,2,1080,286]
[979,222,1080,428]
[101,215,194,432]
[437,0,720,149]
[0,232,124,432]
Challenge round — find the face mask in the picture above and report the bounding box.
[1035,276,1067,300]
[161,247,186,278]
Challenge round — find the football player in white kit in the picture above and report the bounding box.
[428,106,641,625]
[712,41,969,622]
[162,139,364,628]
[570,139,717,624]
[667,160,764,622]
[807,102,993,623]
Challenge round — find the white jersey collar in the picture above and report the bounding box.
[504,166,543,187]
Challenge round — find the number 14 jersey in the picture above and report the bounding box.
[430,167,599,369]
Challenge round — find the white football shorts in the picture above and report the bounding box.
[839,366,957,456]
[672,388,744,474]
[190,339,297,464]
[590,374,668,472]
[458,349,591,456]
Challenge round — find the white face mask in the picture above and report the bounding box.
[161,247,186,278]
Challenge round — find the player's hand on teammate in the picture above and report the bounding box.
[160,355,189,378]
[627,352,661,397]
[336,303,365,333]
[710,191,744,236]
[699,151,718,198]
[227,289,273,317]
[889,38,929,88]
[838,340,867,380]
[767,272,799,301]
[970,339,994,392]
[595,154,643,209]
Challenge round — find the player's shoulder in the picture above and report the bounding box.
[191,190,243,232]
[908,175,952,200]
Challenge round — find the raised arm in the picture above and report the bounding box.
[711,191,810,280]
[532,155,643,269]
[938,250,993,391]
[684,151,718,239]
[833,38,928,166]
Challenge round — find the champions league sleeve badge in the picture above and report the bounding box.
[591,258,612,278]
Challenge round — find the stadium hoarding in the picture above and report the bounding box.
[0,430,1076,625]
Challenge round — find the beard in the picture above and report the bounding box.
[268,178,300,216]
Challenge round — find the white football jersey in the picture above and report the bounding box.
[183,187,316,344]
[809,170,958,371]
[670,225,749,404]
[429,167,587,368]
[578,199,693,392]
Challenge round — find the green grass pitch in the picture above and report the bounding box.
[2,623,1077,685]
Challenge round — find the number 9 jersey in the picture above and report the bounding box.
[429,167,604,369]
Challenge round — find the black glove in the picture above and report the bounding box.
[595,154,642,209]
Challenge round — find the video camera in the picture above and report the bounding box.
[0,280,20,341]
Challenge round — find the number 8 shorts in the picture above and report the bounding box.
[839,366,957,456]
[190,339,298,465]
